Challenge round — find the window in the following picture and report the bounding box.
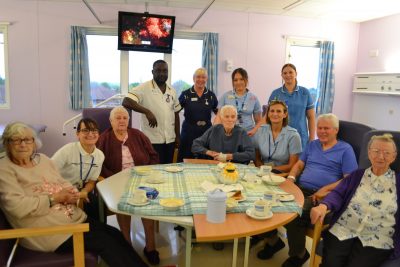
[85,28,203,106]
[286,38,321,104]
[0,24,9,109]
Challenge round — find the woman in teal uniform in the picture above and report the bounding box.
[268,63,315,150]
[178,68,218,162]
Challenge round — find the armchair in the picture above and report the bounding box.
[0,209,97,267]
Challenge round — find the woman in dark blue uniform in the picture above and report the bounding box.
[178,68,218,162]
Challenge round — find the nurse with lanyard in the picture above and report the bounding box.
[215,68,262,137]
[52,118,104,218]
[177,68,218,162]
[253,100,302,173]
[268,63,316,150]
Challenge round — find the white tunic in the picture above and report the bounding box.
[127,80,181,144]
[52,142,104,189]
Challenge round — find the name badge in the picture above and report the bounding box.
[228,95,235,99]
[191,97,198,101]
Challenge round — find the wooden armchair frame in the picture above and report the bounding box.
[0,223,89,267]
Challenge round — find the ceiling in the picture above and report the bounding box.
[23,0,400,23]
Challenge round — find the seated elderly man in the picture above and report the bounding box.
[257,113,358,267]
[191,104,255,164]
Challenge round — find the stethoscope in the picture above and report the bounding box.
[79,153,94,188]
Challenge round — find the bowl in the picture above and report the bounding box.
[262,174,286,186]
[134,166,153,176]
[159,198,185,211]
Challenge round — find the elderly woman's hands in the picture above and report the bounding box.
[310,204,328,224]
[52,188,80,205]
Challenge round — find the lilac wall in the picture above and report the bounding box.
[0,1,360,155]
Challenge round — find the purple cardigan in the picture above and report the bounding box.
[321,169,400,260]
[97,128,159,178]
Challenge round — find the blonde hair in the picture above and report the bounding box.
[193,68,208,79]
[368,133,397,152]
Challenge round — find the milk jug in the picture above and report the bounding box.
[206,189,227,223]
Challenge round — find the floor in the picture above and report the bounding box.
[105,215,313,267]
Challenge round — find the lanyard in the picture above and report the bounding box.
[268,134,279,161]
[80,153,94,184]
[234,91,248,113]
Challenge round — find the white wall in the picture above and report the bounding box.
[0,1,360,155]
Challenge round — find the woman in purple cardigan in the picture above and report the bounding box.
[310,134,399,267]
[97,106,160,265]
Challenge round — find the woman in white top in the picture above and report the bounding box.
[52,118,104,218]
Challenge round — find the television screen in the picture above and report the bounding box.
[118,11,175,54]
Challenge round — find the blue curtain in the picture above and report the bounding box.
[202,33,219,94]
[69,26,91,110]
[316,41,335,115]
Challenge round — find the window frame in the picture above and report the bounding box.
[0,23,10,109]
[84,27,204,104]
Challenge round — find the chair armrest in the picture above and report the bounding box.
[0,223,89,267]
[0,223,89,240]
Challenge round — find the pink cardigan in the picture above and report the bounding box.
[97,128,159,178]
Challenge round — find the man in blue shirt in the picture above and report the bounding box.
[257,113,358,267]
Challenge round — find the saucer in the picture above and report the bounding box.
[279,194,295,202]
[145,176,166,184]
[245,208,273,220]
[127,199,150,206]
[165,166,183,173]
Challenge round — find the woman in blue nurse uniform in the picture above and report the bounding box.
[177,68,218,162]
[215,68,262,137]
[268,63,316,150]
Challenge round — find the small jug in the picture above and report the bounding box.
[206,189,227,223]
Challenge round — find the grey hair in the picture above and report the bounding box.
[317,113,339,129]
[368,133,397,152]
[1,122,42,158]
[110,106,130,120]
[219,105,237,117]
[193,68,208,79]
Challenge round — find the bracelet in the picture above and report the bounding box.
[287,175,296,182]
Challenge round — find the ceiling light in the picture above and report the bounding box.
[283,0,305,11]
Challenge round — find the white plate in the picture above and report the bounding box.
[246,208,273,220]
[262,175,286,185]
[279,194,295,202]
[127,199,150,206]
[145,176,166,184]
[165,166,183,173]
[227,192,247,202]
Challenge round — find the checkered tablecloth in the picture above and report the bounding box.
[118,163,302,216]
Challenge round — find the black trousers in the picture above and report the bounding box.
[56,218,148,267]
[321,231,392,267]
[153,142,175,164]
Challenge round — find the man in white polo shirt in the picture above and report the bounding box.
[122,60,181,164]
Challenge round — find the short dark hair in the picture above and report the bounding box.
[77,118,99,133]
[153,60,167,69]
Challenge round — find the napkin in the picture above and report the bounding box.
[200,180,244,193]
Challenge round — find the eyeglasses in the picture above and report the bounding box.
[79,128,99,134]
[369,148,395,158]
[9,137,35,145]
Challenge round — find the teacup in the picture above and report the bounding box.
[253,199,271,217]
[263,190,278,205]
[133,188,148,203]
[259,165,272,176]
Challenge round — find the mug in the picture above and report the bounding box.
[253,199,271,217]
[259,165,272,176]
[133,188,148,203]
[263,190,278,205]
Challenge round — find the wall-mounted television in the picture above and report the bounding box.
[118,11,175,54]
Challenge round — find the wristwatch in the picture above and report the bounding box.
[287,175,296,182]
